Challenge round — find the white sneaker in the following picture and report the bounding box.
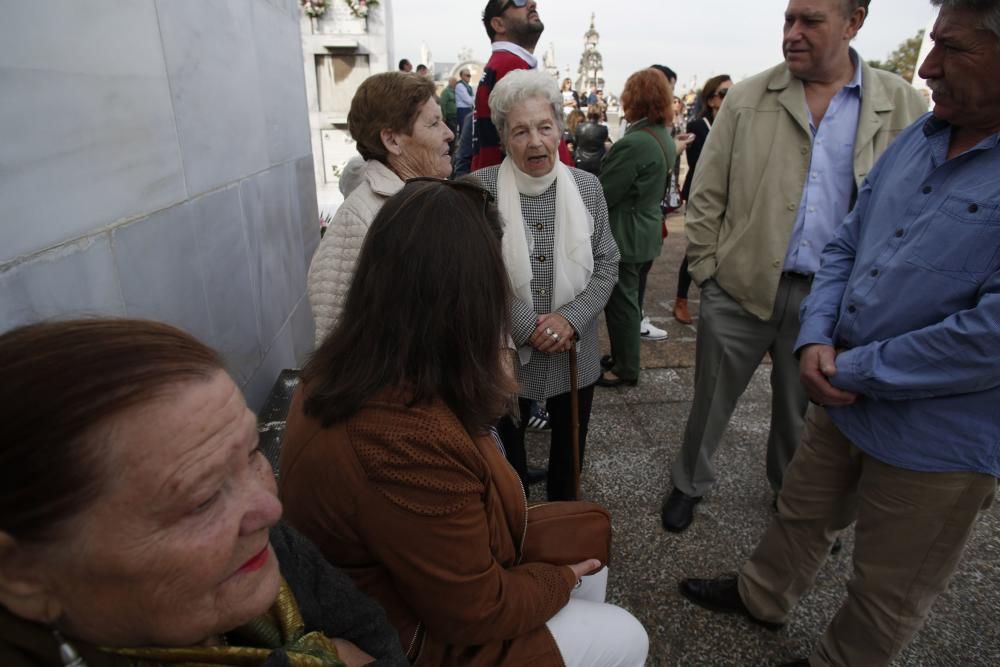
[640,316,668,341]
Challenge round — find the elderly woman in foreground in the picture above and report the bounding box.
[0,319,407,666]
[279,180,646,666]
[473,69,619,501]
[308,71,454,343]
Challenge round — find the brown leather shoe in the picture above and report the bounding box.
[673,297,693,324]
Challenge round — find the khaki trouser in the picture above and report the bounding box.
[672,275,811,496]
[739,406,997,667]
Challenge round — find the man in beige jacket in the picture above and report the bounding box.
[661,0,927,532]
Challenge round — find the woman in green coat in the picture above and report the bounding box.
[597,68,676,386]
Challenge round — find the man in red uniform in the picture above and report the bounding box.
[472,0,573,170]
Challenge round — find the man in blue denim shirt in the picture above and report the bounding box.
[678,2,1000,665]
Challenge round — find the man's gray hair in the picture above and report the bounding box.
[842,0,871,16]
[930,0,1000,42]
[489,69,564,142]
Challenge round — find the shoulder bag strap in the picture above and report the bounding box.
[639,127,672,164]
[639,127,673,200]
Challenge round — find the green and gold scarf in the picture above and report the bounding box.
[107,578,346,666]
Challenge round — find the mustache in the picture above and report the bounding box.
[925,79,948,96]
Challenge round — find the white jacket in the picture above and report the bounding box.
[308,160,404,344]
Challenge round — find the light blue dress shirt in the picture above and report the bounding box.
[783,55,863,274]
[456,80,474,110]
[796,113,1000,477]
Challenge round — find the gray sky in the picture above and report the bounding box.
[393,0,938,95]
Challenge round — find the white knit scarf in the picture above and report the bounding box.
[497,158,594,364]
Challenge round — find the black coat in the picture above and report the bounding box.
[574,122,609,175]
[681,116,712,201]
[270,522,409,666]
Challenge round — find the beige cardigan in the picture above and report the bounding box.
[307,160,404,344]
[685,58,928,320]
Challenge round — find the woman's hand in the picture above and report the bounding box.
[674,133,695,153]
[566,558,603,584]
[529,314,575,354]
[332,638,376,667]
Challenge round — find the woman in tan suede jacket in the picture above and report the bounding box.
[279,180,648,667]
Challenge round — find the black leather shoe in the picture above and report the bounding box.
[600,354,615,370]
[596,372,637,388]
[526,467,547,485]
[660,488,702,532]
[777,660,809,666]
[678,576,784,631]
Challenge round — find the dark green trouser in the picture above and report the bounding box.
[604,260,643,382]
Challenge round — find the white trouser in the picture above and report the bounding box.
[545,568,649,667]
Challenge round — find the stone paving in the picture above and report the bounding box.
[524,213,1000,667]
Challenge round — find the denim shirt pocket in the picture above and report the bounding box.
[908,195,1000,278]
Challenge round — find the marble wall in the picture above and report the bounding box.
[0,0,319,409]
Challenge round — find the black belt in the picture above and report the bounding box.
[781,270,814,281]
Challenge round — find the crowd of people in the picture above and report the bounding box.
[2,0,998,666]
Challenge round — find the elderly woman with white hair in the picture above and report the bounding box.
[473,69,620,503]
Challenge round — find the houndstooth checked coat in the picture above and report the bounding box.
[473,165,620,401]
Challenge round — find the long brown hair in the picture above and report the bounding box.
[303,178,518,434]
[0,319,223,542]
[699,74,732,120]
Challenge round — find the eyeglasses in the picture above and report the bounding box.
[714,88,729,99]
[405,177,495,211]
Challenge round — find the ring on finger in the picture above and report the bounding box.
[544,327,553,335]
[551,332,559,340]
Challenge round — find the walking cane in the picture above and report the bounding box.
[569,341,581,499]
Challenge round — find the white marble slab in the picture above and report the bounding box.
[252,0,313,165]
[189,185,263,383]
[0,0,186,260]
[111,203,215,343]
[0,235,125,333]
[155,0,270,196]
[240,166,307,346]
[243,312,298,411]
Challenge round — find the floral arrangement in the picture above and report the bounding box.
[345,0,379,18]
[301,0,378,20]
[300,0,328,18]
